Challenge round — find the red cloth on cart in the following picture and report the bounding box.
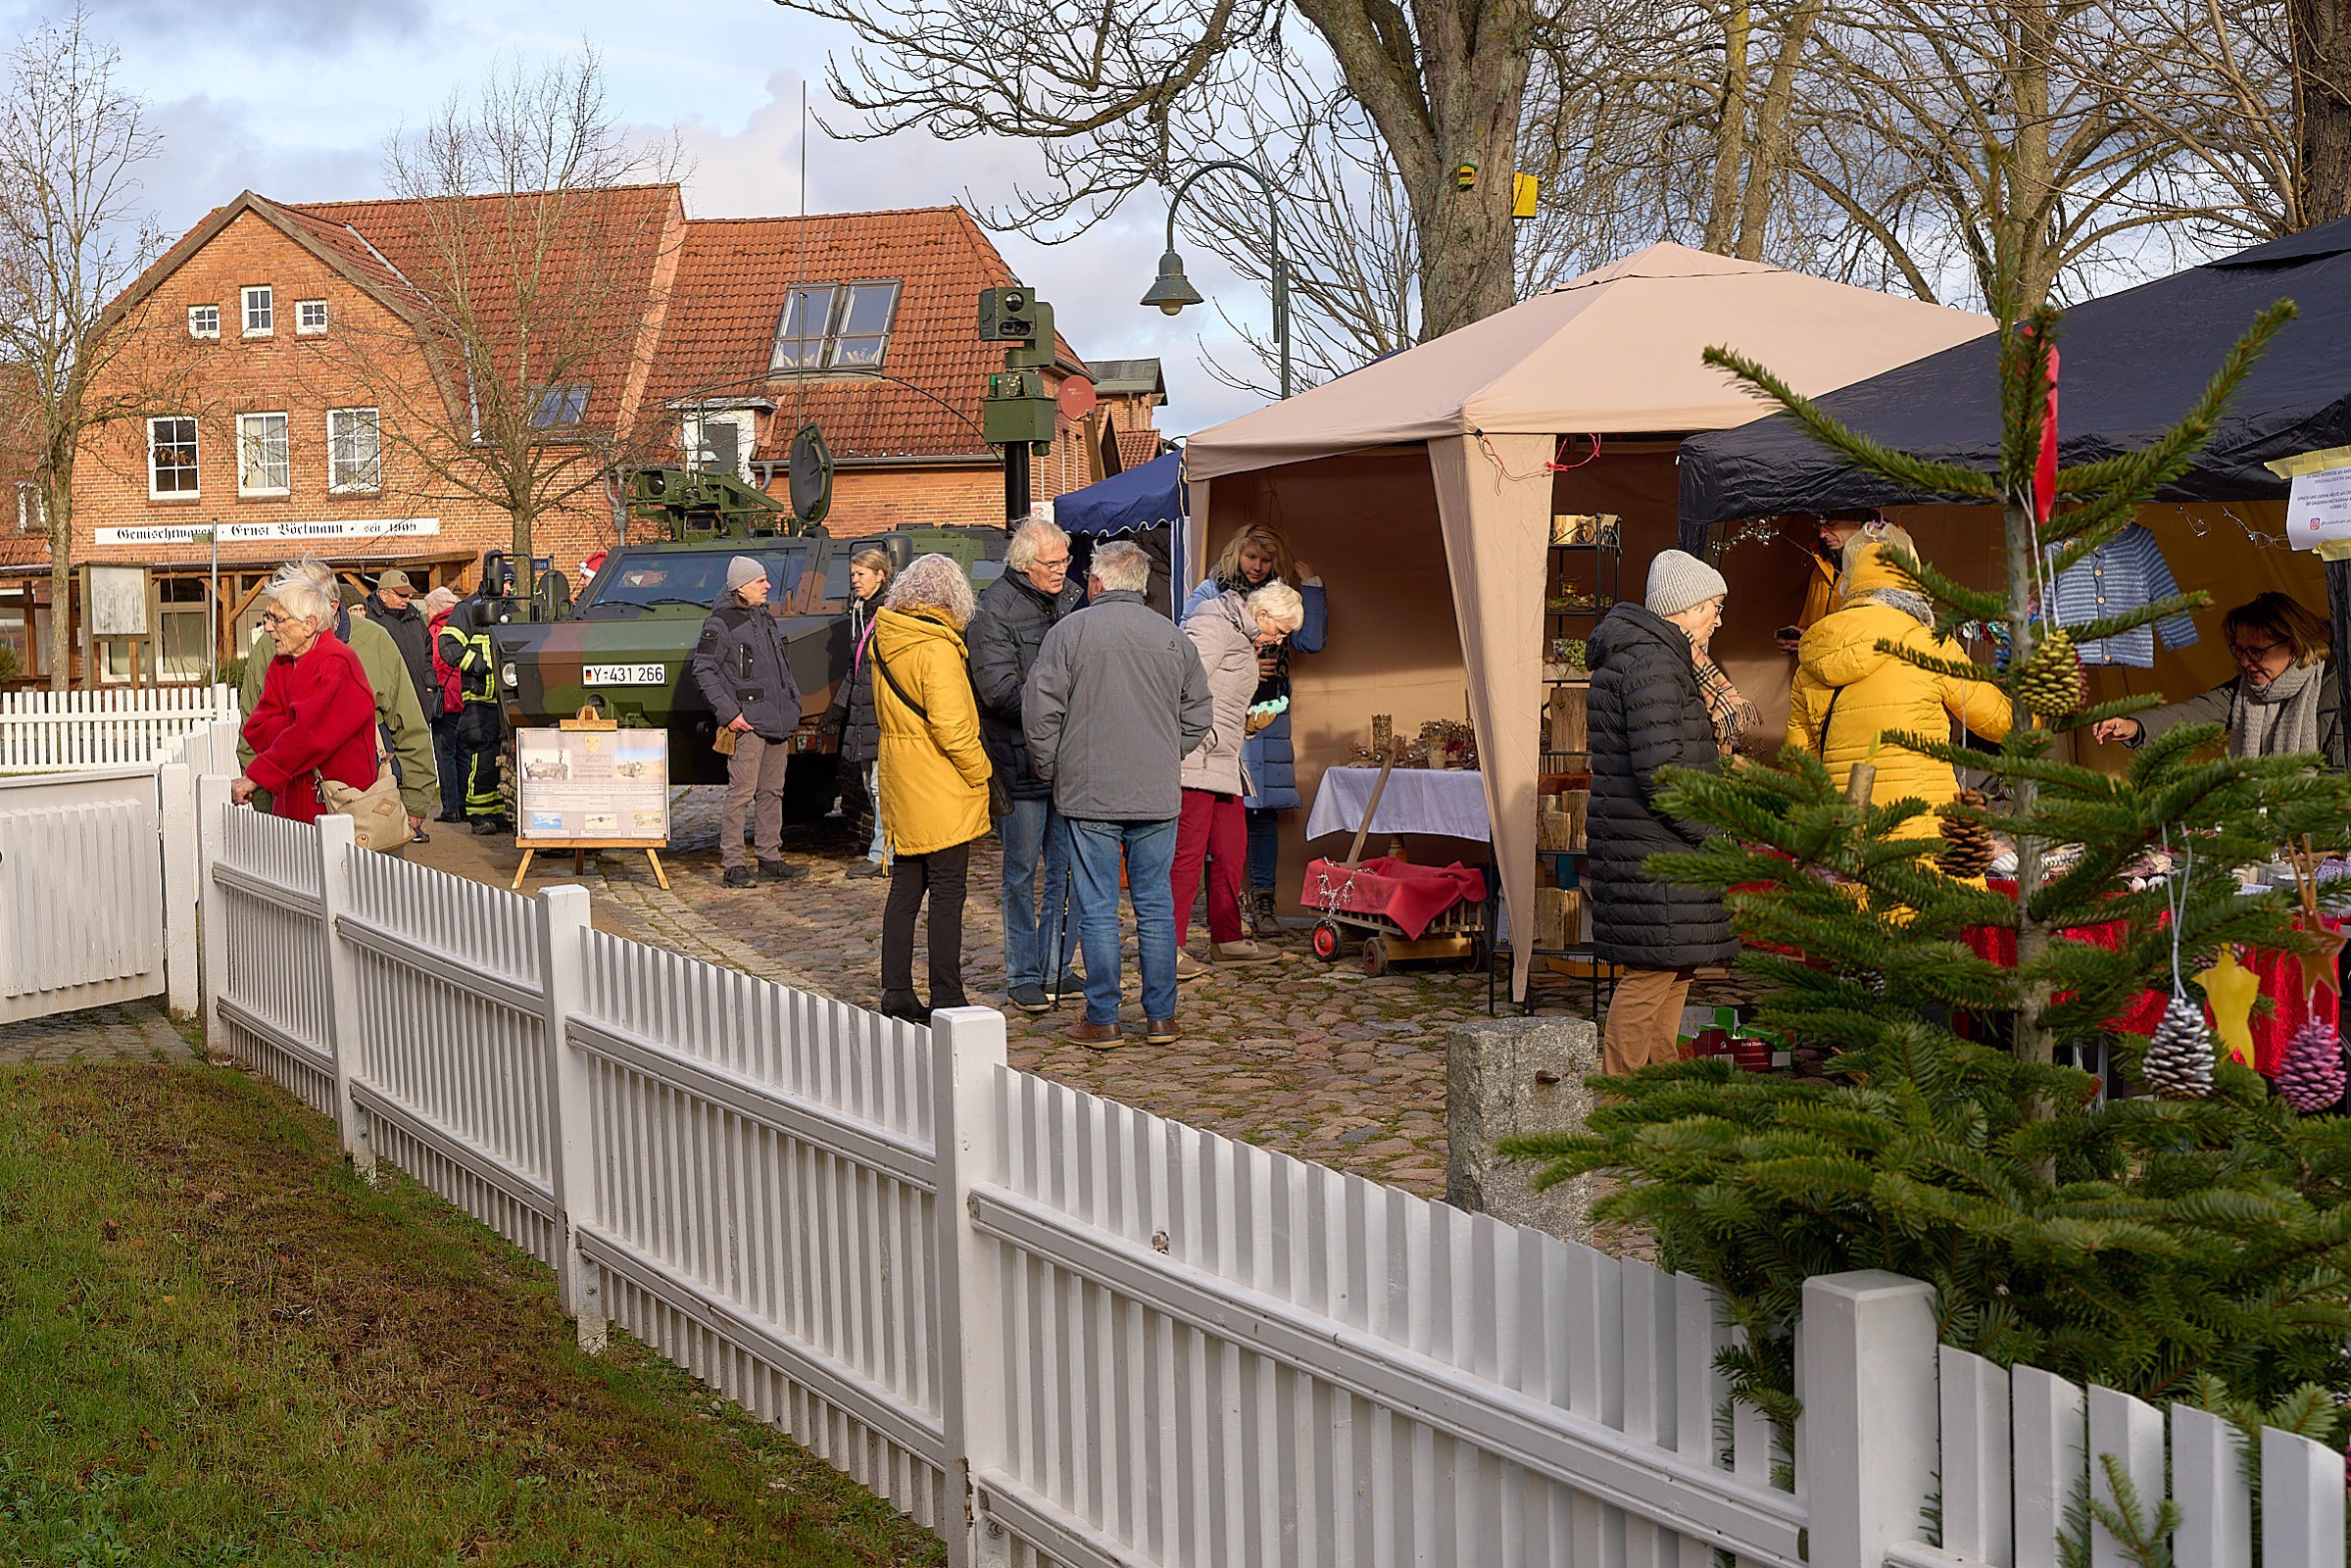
[1961,881,2341,1075]
[1301,858,1488,942]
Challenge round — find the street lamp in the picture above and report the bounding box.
[1144,160,1291,399]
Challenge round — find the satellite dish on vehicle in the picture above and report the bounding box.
[1056,375,1098,421]
[788,422,833,526]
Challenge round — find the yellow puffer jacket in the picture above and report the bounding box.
[870,608,993,858]
[1786,552,2012,835]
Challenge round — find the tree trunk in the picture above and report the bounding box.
[43,469,69,693]
[1704,0,1753,253]
[2292,0,2351,225]
[1733,0,1822,260]
[1299,0,1536,341]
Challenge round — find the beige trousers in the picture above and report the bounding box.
[1602,966,1695,1076]
[721,733,790,867]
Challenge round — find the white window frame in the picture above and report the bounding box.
[295,299,328,335]
[147,416,200,501]
[241,285,273,337]
[325,407,381,494]
[236,412,290,497]
[187,304,220,339]
[680,410,754,480]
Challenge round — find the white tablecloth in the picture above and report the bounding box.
[1304,766,1492,844]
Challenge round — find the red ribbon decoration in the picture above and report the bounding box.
[2033,343,2060,526]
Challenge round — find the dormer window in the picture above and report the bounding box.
[241,284,272,337]
[768,281,901,371]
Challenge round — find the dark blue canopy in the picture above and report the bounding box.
[1056,451,1183,537]
[1677,216,2351,546]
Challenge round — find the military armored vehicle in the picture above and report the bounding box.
[487,465,1007,812]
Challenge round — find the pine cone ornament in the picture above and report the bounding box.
[2277,1016,2346,1114]
[1935,789,1995,878]
[2141,993,2217,1100]
[2016,627,2085,716]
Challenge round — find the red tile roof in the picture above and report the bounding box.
[646,207,1081,461]
[1115,427,1165,468]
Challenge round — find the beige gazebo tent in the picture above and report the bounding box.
[1180,243,1993,1001]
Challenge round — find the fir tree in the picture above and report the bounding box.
[1506,300,2351,1416]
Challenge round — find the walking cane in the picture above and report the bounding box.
[1045,858,1078,1009]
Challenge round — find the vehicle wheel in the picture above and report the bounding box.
[1362,936,1389,977]
[1312,920,1342,962]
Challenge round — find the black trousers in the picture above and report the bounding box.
[455,703,504,820]
[881,839,970,1008]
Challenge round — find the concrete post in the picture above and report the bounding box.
[1445,1014,1601,1245]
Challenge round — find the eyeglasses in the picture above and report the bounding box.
[1034,555,1071,570]
[261,610,295,628]
[2229,637,2288,664]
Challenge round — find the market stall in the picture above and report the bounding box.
[1180,243,1991,1000]
[1678,217,2351,748]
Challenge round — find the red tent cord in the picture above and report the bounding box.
[1476,431,1603,478]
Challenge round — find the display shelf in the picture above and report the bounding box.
[1519,517,1620,1016]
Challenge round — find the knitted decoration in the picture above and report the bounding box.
[2277,1016,2346,1113]
[2140,992,2217,1099]
[2016,626,2085,716]
[1935,789,1995,878]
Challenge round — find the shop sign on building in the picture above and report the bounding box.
[92,517,442,548]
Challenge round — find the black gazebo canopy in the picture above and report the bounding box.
[1677,218,2351,546]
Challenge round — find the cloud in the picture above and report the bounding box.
[43,0,428,50]
[138,94,382,237]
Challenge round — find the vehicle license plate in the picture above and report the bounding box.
[583,663,665,685]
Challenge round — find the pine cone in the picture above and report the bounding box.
[2277,1016,2346,1114]
[2141,994,2217,1099]
[2017,627,2085,716]
[1935,788,1995,878]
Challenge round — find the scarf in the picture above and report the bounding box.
[1848,587,1935,627]
[2232,658,2326,759]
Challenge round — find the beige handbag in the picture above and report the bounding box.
[318,730,410,852]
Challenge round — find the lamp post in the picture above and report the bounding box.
[1143,160,1291,400]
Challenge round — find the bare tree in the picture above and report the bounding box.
[0,12,184,689]
[343,50,684,596]
[2288,0,2351,220]
[774,0,1539,343]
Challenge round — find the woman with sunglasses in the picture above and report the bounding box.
[2091,592,2344,767]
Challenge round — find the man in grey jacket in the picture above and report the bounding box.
[1023,540,1212,1050]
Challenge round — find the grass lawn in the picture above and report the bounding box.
[0,1059,946,1567]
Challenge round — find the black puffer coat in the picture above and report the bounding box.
[691,598,804,741]
[967,570,1083,802]
[1586,603,1738,969]
[826,592,884,766]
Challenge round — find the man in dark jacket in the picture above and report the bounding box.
[968,517,1085,1011]
[693,556,807,888]
[1023,540,1212,1051]
[365,568,435,716]
[1587,549,1739,1075]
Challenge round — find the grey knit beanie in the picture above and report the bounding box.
[1644,549,1728,618]
[726,556,766,594]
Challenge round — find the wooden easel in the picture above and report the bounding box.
[511,708,671,891]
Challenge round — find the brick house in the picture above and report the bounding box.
[58,187,1156,684]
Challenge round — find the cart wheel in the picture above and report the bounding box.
[1362,936,1390,977]
[1312,920,1342,962]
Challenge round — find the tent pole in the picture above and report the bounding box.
[2330,560,2351,764]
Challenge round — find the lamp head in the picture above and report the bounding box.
[1141,250,1205,316]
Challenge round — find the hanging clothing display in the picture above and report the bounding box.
[2042,523,2198,667]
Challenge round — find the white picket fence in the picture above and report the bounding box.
[185,779,2350,1568]
[0,683,240,772]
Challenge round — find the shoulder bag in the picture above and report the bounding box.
[318,725,410,852]
[873,643,1013,820]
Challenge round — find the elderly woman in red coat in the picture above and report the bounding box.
[233,566,380,823]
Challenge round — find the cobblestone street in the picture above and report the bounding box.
[0,1002,191,1065]
[413,788,1633,1199]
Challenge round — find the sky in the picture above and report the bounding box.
[9,0,1268,435]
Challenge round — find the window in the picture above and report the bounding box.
[582,546,811,615]
[241,285,272,336]
[236,413,289,495]
[767,281,902,371]
[187,304,220,339]
[159,578,209,680]
[15,481,42,533]
[326,408,380,493]
[531,383,589,427]
[148,417,199,499]
[681,410,751,478]
[296,299,328,334]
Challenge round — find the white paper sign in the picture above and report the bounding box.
[93,517,441,547]
[2285,466,2351,550]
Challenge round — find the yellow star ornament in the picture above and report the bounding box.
[2194,948,2261,1067]
[2294,916,2348,999]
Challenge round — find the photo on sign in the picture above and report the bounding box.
[583,812,617,833]
[528,810,565,834]
[511,725,670,844]
[518,748,568,781]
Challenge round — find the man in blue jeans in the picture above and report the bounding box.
[966,517,1085,1011]
[1022,540,1212,1049]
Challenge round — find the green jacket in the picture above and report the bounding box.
[241,612,439,818]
